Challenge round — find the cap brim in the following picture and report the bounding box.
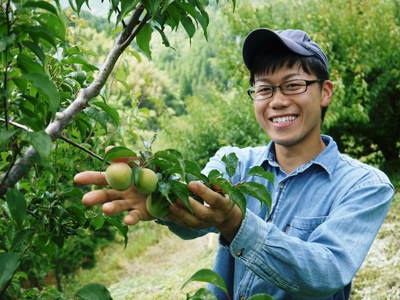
[243,28,314,71]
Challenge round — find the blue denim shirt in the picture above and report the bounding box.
[160,135,394,300]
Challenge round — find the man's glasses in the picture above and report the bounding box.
[247,79,324,102]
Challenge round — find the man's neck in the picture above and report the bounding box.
[274,136,326,175]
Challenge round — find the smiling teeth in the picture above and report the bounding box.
[273,116,296,123]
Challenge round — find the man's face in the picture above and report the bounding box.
[252,64,333,148]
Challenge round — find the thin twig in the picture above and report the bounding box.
[0,118,106,163]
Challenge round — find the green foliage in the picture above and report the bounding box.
[75,283,112,300]
[219,0,400,164]
[156,88,266,167]
[182,268,228,295]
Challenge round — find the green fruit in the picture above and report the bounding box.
[146,193,170,218]
[136,168,158,194]
[105,163,132,191]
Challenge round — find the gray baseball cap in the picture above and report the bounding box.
[242,28,328,72]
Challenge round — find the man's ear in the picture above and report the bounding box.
[321,80,333,107]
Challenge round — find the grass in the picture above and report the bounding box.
[351,190,400,300]
[63,221,166,297]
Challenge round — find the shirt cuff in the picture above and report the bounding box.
[229,208,273,261]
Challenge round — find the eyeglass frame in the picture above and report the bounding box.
[247,79,325,102]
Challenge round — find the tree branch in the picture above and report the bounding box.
[0,5,147,196]
[0,118,106,163]
[2,0,12,130]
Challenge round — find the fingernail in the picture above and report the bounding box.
[124,215,134,225]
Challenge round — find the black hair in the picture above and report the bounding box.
[249,49,330,121]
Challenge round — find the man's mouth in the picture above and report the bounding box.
[270,115,298,124]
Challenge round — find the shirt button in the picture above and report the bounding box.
[236,248,244,257]
[279,183,285,188]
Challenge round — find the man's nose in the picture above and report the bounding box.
[269,87,290,108]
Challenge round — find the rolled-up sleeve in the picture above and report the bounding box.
[228,182,394,297]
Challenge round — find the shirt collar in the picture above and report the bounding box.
[262,135,339,179]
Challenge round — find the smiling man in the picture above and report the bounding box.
[162,28,394,299]
[74,28,394,300]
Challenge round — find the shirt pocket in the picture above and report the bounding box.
[287,216,327,241]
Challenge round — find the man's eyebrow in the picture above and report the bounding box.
[255,73,303,83]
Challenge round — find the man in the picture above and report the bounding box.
[74,28,394,299]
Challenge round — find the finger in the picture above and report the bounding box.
[102,199,135,215]
[74,171,108,186]
[188,181,229,211]
[169,202,201,227]
[82,189,123,206]
[124,210,144,226]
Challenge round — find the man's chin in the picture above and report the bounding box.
[272,136,303,147]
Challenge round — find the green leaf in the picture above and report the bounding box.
[181,16,196,39]
[11,229,34,252]
[237,182,272,215]
[17,53,44,74]
[207,169,222,181]
[22,41,45,64]
[247,294,276,300]
[24,1,58,15]
[154,26,170,47]
[6,188,27,228]
[25,25,58,48]
[209,176,232,194]
[26,130,52,159]
[171,180,191,212]
[91,214,105,230]
[106,217,128,248]
[182,269,228,296]
[59,187,84,199]
[38,13,66,41]
[0,253,21,293]
[194,10,209,40]
[222,152,239,177]
[63,55,98,71]
[66,206,86,224]
[84,107,108,130]
[158,181,173,204]
[154,149,185,178]
[75,283,113,300]
[136,23,153,58]
[117,0,138,26]
[247,166,274,185]
[74,0,87,14]
[186,288,217,300]
[228,187,247,217]
[0,129,17,150]
[21,73,60,113]
[185,160,207,182]
[93,101,120,126]
[104,146,137,162]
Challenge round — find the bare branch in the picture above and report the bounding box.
[2,0,12,130]
[0,6,147,196]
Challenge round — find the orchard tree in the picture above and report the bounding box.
[0,0,243,298]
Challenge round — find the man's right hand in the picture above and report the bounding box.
[74,147,154,226]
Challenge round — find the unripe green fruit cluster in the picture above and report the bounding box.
[105,163,159,194]
[105,163,168,217]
